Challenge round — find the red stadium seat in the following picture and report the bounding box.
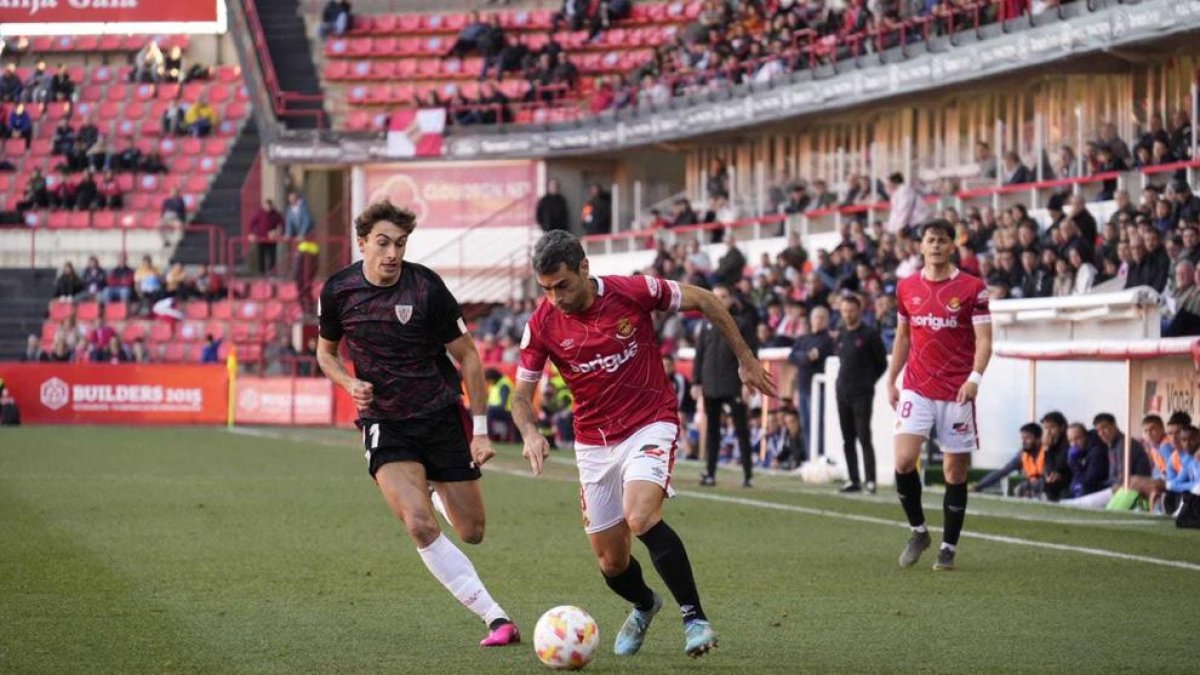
[249,280,274,300]
[373,15,399,33]
[181,137,203,155]
[216,65,241,83]
[204,138,229,156]
[197,157,218,174]
[75,36,99,51]
[348,37,373,57]
[374,38,398,56]
[122,321,149,342]
[30,139,53,156]
[326,38,349,57]
[371,61,396,80]
[344,110,371,131]
[204,322,225,341]
[239,343,263,364]
[324,61,350,81]
[185,175,208,193]
[264,300,284,321]
[49,300,74,321]
[226,101,249,120]
[208,83,231,104]
[170,156,195,174]
[47,212,71,229]
[98,35,123,51]
[210,301,232,320]
[104,302,128,321]
[181,82,205,103]
[235,301,262,320]
[150,322,174,343]
[177,320,205,342]
[115,119,138,137]
[158,83,181,101]
[164,342,186,362]
[76,301,100,321]
[135,84,156,101]
[93,211,116,229]
[67,211,90,228]
[185,301,210,320]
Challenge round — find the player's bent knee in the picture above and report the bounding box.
[404,515,442,547]
[624,511,660,537]
[596,551,631,577]
[455,521,485,545]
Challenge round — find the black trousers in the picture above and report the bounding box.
[254,242,276,275]
[837,395,876,485]
[704,396,753,481]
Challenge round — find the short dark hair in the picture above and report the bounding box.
[1167,411,1193,427]
[1041,411,1067,427]
[1020,422,1043,438]
[839,292,862,308]
[1093,412,1117,427]
[354,200,416,239]
[532,230,586,275]
[920,219,955,241]
[888,172,904,184]
[1142,414,1164,427]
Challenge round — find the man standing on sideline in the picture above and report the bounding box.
[887,219,992,571]
[285,190,315,242]
[789,306,834,462]
[315,200,520,648]
[511,231,775,658]
[693,284,760,488]
[834,293,888,494]
[247,198,283,275]
[536,178,570,232]
[581,183,612,235]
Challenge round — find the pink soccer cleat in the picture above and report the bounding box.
[480,621,521,647]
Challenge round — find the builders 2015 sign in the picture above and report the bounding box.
[0,0,222,30]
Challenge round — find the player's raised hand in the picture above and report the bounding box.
[470,435,496,467]
[738,358,777,398]
[887,381,900,410]
[956,381,979,404]
[522,433,550,476]
[347,379,374,410]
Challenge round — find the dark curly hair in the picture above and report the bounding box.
[354,200,416,239]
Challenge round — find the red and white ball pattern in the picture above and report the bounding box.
[533,605,600,670]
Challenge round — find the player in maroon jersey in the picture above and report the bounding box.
[885,219,993,571]
[511,231,775,659]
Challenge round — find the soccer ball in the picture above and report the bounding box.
[533,605,599,670]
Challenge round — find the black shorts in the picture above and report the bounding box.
[359,405,481,482]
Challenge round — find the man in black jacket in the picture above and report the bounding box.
[789,306,835,461]
[536,179,570,232]
[1040,411,1072,501]
[834,294,889,494]
[581,183,611,235]
[693,285,759,488]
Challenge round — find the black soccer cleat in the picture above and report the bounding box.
[898,530,932,568]
[932,547,957,571]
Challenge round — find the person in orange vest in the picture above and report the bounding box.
[972,422,1046,497]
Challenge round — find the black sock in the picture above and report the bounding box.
[488,617,511,631]
[637,520,706,623]
[895,470,926,529]
[602,556,656,612]
[943,482,968,547]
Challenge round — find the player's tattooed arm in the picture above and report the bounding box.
[678,283,777,397]
[885,322,911,410]
[316,337,373,410]
[511,378,549,475]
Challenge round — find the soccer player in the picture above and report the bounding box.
[315,200,520,647]
[510,231,775,658]
[885,219,992,571]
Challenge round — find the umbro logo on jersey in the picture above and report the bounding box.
[394,304,413,324]
[560,338,575,350]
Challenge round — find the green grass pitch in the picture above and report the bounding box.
[2,426,1197,673]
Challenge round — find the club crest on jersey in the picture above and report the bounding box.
[616,317,635,340]
[394,304,413,324]
[946,297,961,312]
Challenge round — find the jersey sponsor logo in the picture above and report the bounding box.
[394,304,413,324]
[571,341,639,374]
[616,317,635,340]
[909,313,959,330]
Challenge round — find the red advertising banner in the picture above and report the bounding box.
[235,376,333,426]
[362,160,537,229]
[0,363,227,425]
[0,0,220,25]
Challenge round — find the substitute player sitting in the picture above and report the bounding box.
[886,219,993,571]
[316,200,520,647]
[511,231,775,658]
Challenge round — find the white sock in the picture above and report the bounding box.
[430,490,454,527]
[417,533,507,626]
[941,543,956,552]
[913,524,928,533]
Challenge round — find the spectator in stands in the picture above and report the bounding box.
[1099,122,1132,165]
[1041,411,1072,501]
[318,0,352,39]
[133,41,165,83]
[53,261,84,300]
[671,198,699,226]
[884,172,930,235]
[80,256,106,299]
[1133,144,1154,170]
[87,133,112,173]
[536,179,570,232]
[160,188,186,245]
[16,168,49,210]
[47,333,73,362]
[162,98,186,137]
[553,0,590,32]
[580,183,612,235]
[8,101,31,149]
[164,261,191,299]
[1128,227,1170,292]
[104,253,134,304]
[1095,146,1127,200]
[1065,193,1099,246]
[86,317,117,353]
[51,119,74,155]
[715,234,747,285]
[1067,246,1096,295]
[284,190,314,240]
[1170,179,1200,225]
[1001,151,1034,185]
[1151,138,1178,169]
[1065,421,1109,499]
[808,179,838,211]
[447,11,490,58]
[184,96,217,137]
[1170,109,1192,159]
[193,265,224,301]
[23,60,51,105]
[248,198,284,275]
[973,422,1046,496]
[23,334,48,362]
[1061,412,1151,508]
[1164,260,1200,336]
[90,334,132,364]
[97,170,122,209]
[1138,113,1171,154]
[789,305,834,459]
[781,183,811,214]
[974,140,997,179]
[73,169,98,211]
[0,63,21,102]
[50,64,73,102]
[200,334,222,364]
[135,255,162,303]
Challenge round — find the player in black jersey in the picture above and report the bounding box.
[316,200,520,647]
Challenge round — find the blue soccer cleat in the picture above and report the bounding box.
[614,591,662,656]
[683,619,718,658]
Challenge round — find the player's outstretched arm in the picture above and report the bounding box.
[446,333,495,466]
[956,321,993,404]
[885,322,910,410]
[316,337,373,410]
[511,378,549,475]
[678,284,777,397]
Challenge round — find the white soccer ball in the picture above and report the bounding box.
[533,605,600,670]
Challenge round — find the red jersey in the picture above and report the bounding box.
[896,268,990,401]
[518,274,682,446]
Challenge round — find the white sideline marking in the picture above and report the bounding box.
[228,427,1200,573]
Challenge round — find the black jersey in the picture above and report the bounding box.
[318,260,466,421]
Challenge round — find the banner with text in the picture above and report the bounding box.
[0,363,227,424]
[360,160,537,229]
[0,0,223,32]
[235,376,334,426]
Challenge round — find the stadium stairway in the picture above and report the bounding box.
[179,124,262,266]
[255,0,327,128]
[0,269,57,359]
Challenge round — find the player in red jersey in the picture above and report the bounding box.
[511,231,775,659]
[885,219,992,571]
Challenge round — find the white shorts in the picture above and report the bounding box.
[574,421,678,534]
[894,389,978,453]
